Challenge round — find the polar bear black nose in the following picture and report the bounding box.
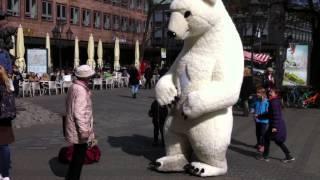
[167,31,177,38]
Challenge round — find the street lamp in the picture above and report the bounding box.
[51,19,65,69]
[66,27,73,40]
[249,0,268,81]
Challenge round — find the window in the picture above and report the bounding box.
[56,4,66,21]
[94,11,101,28]
[70,7,79,25]
[103,14,111,30]
[112,0,120,6]
[25,0,37,19]
[137,0,142,10]
[42,0,52,21]
[7,0,20,16]
[82,9,91,27]
[129,18,135,32]
[136,20,142,33]
[144,0,149,12]
[121,17,128,32]
[121,0,129,8]
[129,0,136,9]
[113,15,120,30]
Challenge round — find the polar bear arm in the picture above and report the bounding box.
[155,58,180,105]
[183,57,243,119]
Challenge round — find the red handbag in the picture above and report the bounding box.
[58,145,101,164]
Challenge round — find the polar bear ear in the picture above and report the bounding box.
[203,0,216,6]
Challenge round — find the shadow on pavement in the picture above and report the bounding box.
[108,134,165,161]
[49,157,68,177]
[229,145,258,159]
[231,139,255,149]
[118,95,134,99]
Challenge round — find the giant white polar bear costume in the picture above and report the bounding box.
[152,0,244,177]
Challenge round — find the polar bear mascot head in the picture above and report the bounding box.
[167,0,226,40]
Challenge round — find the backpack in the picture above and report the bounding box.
[0,84,16,120]
[58,145,101,164]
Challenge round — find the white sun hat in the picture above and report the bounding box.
[75,65,95,78]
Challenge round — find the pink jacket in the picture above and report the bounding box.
[65,80,95,144]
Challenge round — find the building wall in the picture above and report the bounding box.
[1,0,147,44]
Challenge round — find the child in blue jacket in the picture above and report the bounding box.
[254,87,269,153]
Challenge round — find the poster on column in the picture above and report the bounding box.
[27,49,48,75]
[283,44,309,86]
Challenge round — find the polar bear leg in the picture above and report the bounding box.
[187,111,233,177]
[155,130,191,172]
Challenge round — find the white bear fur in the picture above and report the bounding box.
[155,0,244,177]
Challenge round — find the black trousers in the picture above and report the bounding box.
[263,131,291,159]
[145,79,152,89]
[65,143,88,180]
[255,123,269,146]
[153,118,165,145]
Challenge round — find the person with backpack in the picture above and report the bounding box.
[0,65,16,180]
[64,65,96,180]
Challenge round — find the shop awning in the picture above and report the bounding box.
[244,51,272,64]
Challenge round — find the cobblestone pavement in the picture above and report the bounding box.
[10,88,320,180]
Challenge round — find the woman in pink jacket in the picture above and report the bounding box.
[65,65,95,180]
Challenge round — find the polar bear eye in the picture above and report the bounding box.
[184,11,192,18]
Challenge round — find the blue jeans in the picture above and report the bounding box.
[131,84,139,94]
[0,145,11,177]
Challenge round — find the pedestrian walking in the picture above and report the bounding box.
[0,65,16,180]
[12,65,22,97]
[128,65,140,98]
[64,65,96,180]
[254,87,270,153]
[144,67,153,89]
[148,100,168,146]
[257,88,295,163]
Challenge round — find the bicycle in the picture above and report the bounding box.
[284,86,310,108]
[303,91,320,108]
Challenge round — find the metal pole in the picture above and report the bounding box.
[59,42,62,69]
[251,15,255,85]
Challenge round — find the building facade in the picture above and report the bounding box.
[149,3,183,66]
[0,0,148,68]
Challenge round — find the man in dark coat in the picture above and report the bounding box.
[240,67,255,116]
[144,67,153,89]
[149,100,168,146]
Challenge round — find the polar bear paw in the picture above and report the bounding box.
[185,162,227,177]
[155,74,178,106]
